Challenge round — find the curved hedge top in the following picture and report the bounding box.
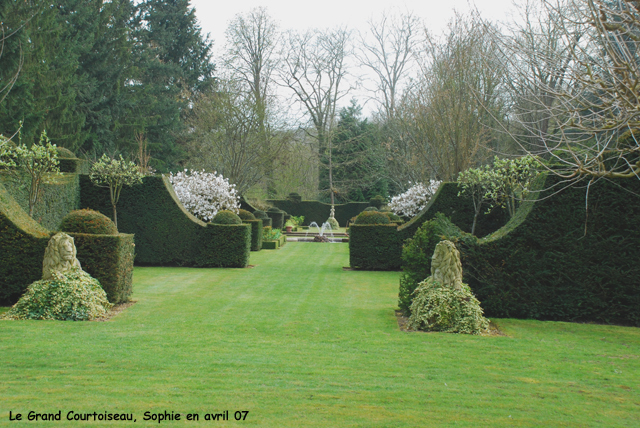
[237,209,256,220]
[60,209,118,235]
[56,147,76,158]
[253,210,268,219]
[212,210,242,225]
[355,211,391,225]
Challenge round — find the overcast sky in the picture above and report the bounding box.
[188,0,521,117]
[190,0,519,52]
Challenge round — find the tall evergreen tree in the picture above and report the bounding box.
[132,0,214,171]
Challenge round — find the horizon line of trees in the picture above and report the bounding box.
[2,0,639,203]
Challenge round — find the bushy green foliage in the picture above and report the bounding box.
[408,278,489,335]
[355,211,391,225]
[60,209,118,235]
[238,209,256,220]
[89,154,143,229]
[12,131,61,217]
[399,214,469,315]
[263,226,282,241]
[2,269,112,321]
[325,217,339,229]
[212,210,242,225]
[364,207,378,212]
[386,212,402,223]
[80,175,250,267]
[369,195,386,208]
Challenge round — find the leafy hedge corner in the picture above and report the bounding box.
[243,219,263,251]
[2,268,112,321]
[195,223,251,268]
[349,224,401,270]
[69,232,135,304]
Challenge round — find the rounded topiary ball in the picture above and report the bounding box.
[56,147,76,158]
[212,210,242,225]
[60,209,118,235]
[238,209,256,220]
[364,207,378,212]
[325,217,339,229]
[267,207,281,213]
[253,210,268,219]
[355,211,391,225]
[387,212,402,222]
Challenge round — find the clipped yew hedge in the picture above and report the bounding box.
[349,182,508,271]
[0,181,51,304]
[80,175,251,267]
[243,219,263,251]
[0,171,80,230]
[68,232,135,303]
[417,174,640,326]
[195,223,251,268]
[266,199,370,226]
[349,224,402,270]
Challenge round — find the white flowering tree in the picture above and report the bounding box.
[388,180,441,218]
[168,169,240,222]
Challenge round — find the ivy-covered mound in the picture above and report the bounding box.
[408,241,488,335]
[3,268,113,321]
[409,279,489,334]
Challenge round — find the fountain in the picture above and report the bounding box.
[304,221,336,242]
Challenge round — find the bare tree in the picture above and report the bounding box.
[504,0,640,182]
[392,14,508,184]
[358,11,421,121]
[279,27,353,205]
[224,7,282,195]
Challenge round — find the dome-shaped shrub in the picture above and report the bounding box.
[355,211,391,225]
[238,209,256,220]
[387,212,402,222]
[212,210,242,224]
[253,210,268,219]
[325,217,339,229]
[364,207,378,212]
[267,207,281,213]
[56,147,76,158]
[60,209,118,235]
[369,195,386,209]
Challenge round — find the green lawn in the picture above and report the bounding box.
[1,243,639,427]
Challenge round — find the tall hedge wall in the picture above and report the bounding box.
[349,225,402,270]
[69,232,135,303]
[349,182,508,271]
[423,174,640,326]
[195,223,251,268]
[80,175,251,267]
[0,172,80,230]
[266,199,370,226]
[0,182,52,304]
[243,219,263,251]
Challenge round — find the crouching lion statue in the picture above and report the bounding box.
[42,232,82,280]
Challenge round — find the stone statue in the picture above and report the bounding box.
[42,232,82,280]
[430,240,463,290]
